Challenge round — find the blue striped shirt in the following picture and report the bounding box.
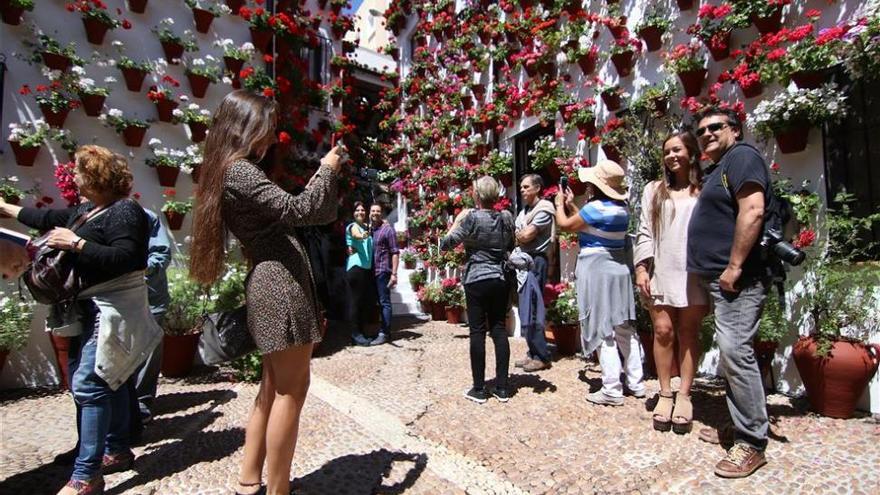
[578,199,629,249]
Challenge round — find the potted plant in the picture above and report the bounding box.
[598,83,627,112]
[238,65,276,99]
[630,81,675,117]
[7,120,49,166]
[0,176,26,204]
[779,14,844,89]
[528,135,572,181]
[162,264,206,377]
[24,83,77,129]
[72,69,114,117]
[146,138,186,187]
[183,144,203,183]
[1,0,33,25]
[173,103,212,143]
[185,0,230,33]
[238,2,273,52]
[68,0,122,45]
[152,18,197,64]
[418,281,445,320]
[735,0,790,35]
[161,188,193,231]
[545,282,579,356]
[22,31,84,72]
[688,2,749,61]
[793,193,880,418]
[100,108,151,147]
[0,294,32,376]
[747,84,847,154]
[663,41,708,97]
[128,0,148,14]
[635,8,672,52]
[440,277,465,324]
[609,37,642,77]
[401,248,418,270]
[214,39,254,88]
[478,149,514,186]
[51,129,79,161]
[112,41,152,91]
[184,56,222,98]
[409,269,427,291]
[596,117,629,163]
[843,12,880,82]
[147,76,182,122]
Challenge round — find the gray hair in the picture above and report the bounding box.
[520,174,544,191]
[473,176,501,208]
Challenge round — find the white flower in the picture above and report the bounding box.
[71,66,86,76]
[112,40,124,48]
[172,108,184,117]
[192,58,205,66]
[162,17,174,25]
[149,138,162,146]
[108,108,123,118]
[179,95,189,102]
[103,76,116,84]
[221,76,232,85]
[241,42,254,51]
[199,109,210,117]
[188,103,200,110]
[205,54,216,62]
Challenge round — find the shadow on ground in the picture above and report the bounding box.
[292,450,427,495]
[150,388,237,417]
[314,316,429,358]
[0,386,64,405]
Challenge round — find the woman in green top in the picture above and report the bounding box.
[346,201,374,345]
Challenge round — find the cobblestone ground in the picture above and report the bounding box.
[2,317,879,494]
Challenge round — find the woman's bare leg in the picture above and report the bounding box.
[263,343,313,495]
[237,359,274,494]
[676,305,709,396]
[650,305,677,395]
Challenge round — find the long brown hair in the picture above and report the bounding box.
[189,90,278,284]
[650,131,702,239]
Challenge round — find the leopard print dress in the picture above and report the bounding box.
[221,159,338,354]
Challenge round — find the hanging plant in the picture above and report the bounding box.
[22,82,78,128]
[662,42,708,97]
[99,108,152,147]
[560,99,598,138]
[688,2,749,61]
[147,75,182,122]
[1,0,34,25]
[146,138,188,187]
[22,30,85,72]
[72,69,115,117]
[609,37,642,77]
[67,0,125,45]
[184,0,230,33]
[778,12,846,89]
[173,103,212,143]
[747,84,847,154]
[635,7,672,52]
[239,2,273,52]
[152,18,198,64]
[183,56,222,98]
[160,188,193,230]
[7,121,50,166]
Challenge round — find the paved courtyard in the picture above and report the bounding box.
[1,317,879,494]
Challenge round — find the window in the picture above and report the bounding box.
[513,123,554,209]
[303,35,331,86]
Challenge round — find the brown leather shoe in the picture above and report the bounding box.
[698,424,735,448]
[522,359,551,372]
[101,450,134,474]
[714,444,767,478]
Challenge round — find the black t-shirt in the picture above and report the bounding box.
[687,143,770,277]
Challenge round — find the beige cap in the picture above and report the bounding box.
[577,160,628,201]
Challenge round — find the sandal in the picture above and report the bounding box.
[652,392,674,432]
[672,393,693,435]
[234,480,265,495]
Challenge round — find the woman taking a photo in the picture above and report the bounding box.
[555,160,645,406]
[1,145,157,495]
[634,131,708,434]
[346,201,374,346]
[440,176,515,404]
[189,90,344,495]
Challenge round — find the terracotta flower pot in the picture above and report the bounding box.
[791,70,825,90]
[120,67,148,92]
[3,194,21,205]
[549,323,579,356]
[225,0,243,15]
[224,56,244,76]
[610,50,634,77]
[446,306,463,324]
[79,93,106,117]
[9,141,40,166]
[155,165,180,187]
[1,5,24,25]
[638,26,663,52]
[608,21,628,40]
[250,28,272,53]
[404,260,416,270]
[677,68,707,97]
[577,55,596,75]
[40,105,70,128]
[161,41,185,64]
[774,125,810,154]
[187,73,212,98]
[431,303,446,321]
[192,8,214,33]
[705,32,731,61]
[578,121,597,138]
[740,81,764,99]
[49,334,72,390]
[164,210,185,230]
[793,336,880,419]
[188,121,208,143]
[752,8,783,35]
[122,125,148,147]
[602,145,622,163]
[82,18,111,45]
[42,52,71,72]
[155,99,178,122]
[161,333,200,377]
[601,92,622,111]
[128,0,148,14]
[676,0,694,10]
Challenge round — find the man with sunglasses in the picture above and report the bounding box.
[687,107,770,478]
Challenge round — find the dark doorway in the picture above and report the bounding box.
[513,123,554,210]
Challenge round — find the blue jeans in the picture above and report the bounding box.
[375,272,393,335]
[69,302,131,480]
[525,255,550,363]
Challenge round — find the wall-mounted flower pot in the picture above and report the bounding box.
[1,4,24,25]
[601,92,622,111]
[223,56,244,76]
[740,81,764,99]
[192,8,214,33]
[704,32,731,61]
[578,121,596,138]
[155,165,180,187]
[164,210,186,231]
[610,50,634,77]
[774,125,810,154]
[652,97,669,115]
[677,68,707,97]
[251,28,272,53]
[791,70,825,89]
[161,333,200,376]
[79,93,106,116]
[187,73,212,98]
[82,18,111,45]
[161,41,185,64]
[577,55,596,75]
[122,125,148,147]
[9,141,41,166]
[752,8,783,35]
[638,26,663,52]
[120,67,148,92]
[550,323,579,356]
[155,99,178,122]
[608,17,628,40]
[225,0,243,14]
[40,105,70,128]
[676,0,694,10]
[188,121,208,143]
[128,0,148,14]
[602,145,622,163]
[42,52,71,72]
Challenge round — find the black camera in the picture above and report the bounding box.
[761,228,805,266]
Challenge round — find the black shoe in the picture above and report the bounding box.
[493,387,512,403]
[464,387,488,404]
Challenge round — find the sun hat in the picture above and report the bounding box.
[577,160,628,200]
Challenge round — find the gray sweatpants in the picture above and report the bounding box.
[701,276,770,451]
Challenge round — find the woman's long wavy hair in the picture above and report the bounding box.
[651,131,702,239]
[189,90,278,285]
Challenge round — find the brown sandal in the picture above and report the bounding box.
[652,392,674,432]
[672,393,693,434]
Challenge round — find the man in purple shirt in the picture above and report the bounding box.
[370,203,399,345]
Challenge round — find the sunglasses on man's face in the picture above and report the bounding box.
[695,122,730,137]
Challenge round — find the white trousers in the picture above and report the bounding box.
[598,323,645,398]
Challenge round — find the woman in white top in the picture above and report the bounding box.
[634,131,709,434]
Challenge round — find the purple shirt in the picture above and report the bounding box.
[371,222,399,275]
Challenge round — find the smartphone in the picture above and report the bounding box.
[559,176,568,192]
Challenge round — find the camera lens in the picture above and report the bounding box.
[771,241,806,266]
